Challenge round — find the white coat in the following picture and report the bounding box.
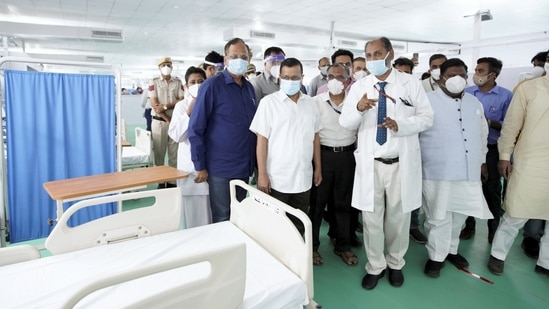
[339,69,433,213]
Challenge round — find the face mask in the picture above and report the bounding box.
[430,68,441,80]
[160,66,172,76]
[280,79,301,96]
[227,58,248,76]
[366,52,390,76]
[270,65,281,79]
[353,70,368,80]
[188,83,201,98]
[444,76,467,94]
[320,66,329,76]
[327,79,344,95]
[473,73,490,87]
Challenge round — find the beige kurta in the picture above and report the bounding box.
[499,75,549,220]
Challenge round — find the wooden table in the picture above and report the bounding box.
[43,166,188,222]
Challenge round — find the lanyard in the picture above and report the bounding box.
[325,100,341,114]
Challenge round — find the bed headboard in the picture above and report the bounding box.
[229,180,315,306]
[45,187,182,255]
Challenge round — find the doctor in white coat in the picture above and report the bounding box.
[340,37,433,290]
[168,66,211,229]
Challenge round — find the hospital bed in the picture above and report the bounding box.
[0,180,317,308]
[121,126,153,170]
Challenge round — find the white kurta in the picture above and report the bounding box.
[249,90,322,193]
[168,96,211,228]
[420,90,492,220]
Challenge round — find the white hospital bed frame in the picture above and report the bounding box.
[122,127,153,170]
[31,180,318,308]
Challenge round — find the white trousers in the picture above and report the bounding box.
[424,211,467,261]
[362,161,410,275]
[491,213,549,269]
[180,195,212,229]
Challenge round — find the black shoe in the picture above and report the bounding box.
[424,259,445,278]
[535,265,549,277]
[459,227,475,240]
[521,237,540,259]
[446,253,469,268]
[350,234,362,247]
[165,183,177,188]
[409,228,427,244]
[157,183,166,189]
[388,268,404,287]
[487,255,504,275]
[361,270,386,290]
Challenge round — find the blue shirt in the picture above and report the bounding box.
[464,84,513,145]
[189,70,257,178]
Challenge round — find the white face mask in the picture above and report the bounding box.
[327,79,344,95]
[430,68,441,80]
[473,74,490,87]
[353,70,368,81]
[160,66,172,76]
[444,76,467,94]
[188,83,201,98]
[270,65,281,79]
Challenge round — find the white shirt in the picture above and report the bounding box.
[345,72,401,158]
[314,92,356,147]
[250,90,323,193]
[421,77,439,93]
[168,96,208,195]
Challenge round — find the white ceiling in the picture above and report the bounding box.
[1,0,548,81]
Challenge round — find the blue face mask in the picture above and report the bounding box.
[279,79,301,96]
[366,52,390,76]
[227,58,248,76]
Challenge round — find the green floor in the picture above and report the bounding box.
[313,220,549,308]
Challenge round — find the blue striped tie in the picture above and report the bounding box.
[376,82,388,145]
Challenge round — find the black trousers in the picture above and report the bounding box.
[309,149,355,251]
[465,145,503,232]
[270,189,310,236]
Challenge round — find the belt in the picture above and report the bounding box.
[152,116,166,122]
[374,157,399,164]
[487,143,497,149]
[320,144,356,153]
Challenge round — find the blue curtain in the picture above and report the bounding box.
[4,70,116,242]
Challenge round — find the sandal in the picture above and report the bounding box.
[313,251,324,266]
[334,249,358,266]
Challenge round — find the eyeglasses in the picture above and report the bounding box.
[327,74,348,82]
[373,84,396,103]
[227,54,249,61]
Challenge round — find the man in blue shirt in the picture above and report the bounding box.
[188,37,257,223]
[462,57,513,243]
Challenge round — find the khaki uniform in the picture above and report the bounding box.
[148,76,184,171]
